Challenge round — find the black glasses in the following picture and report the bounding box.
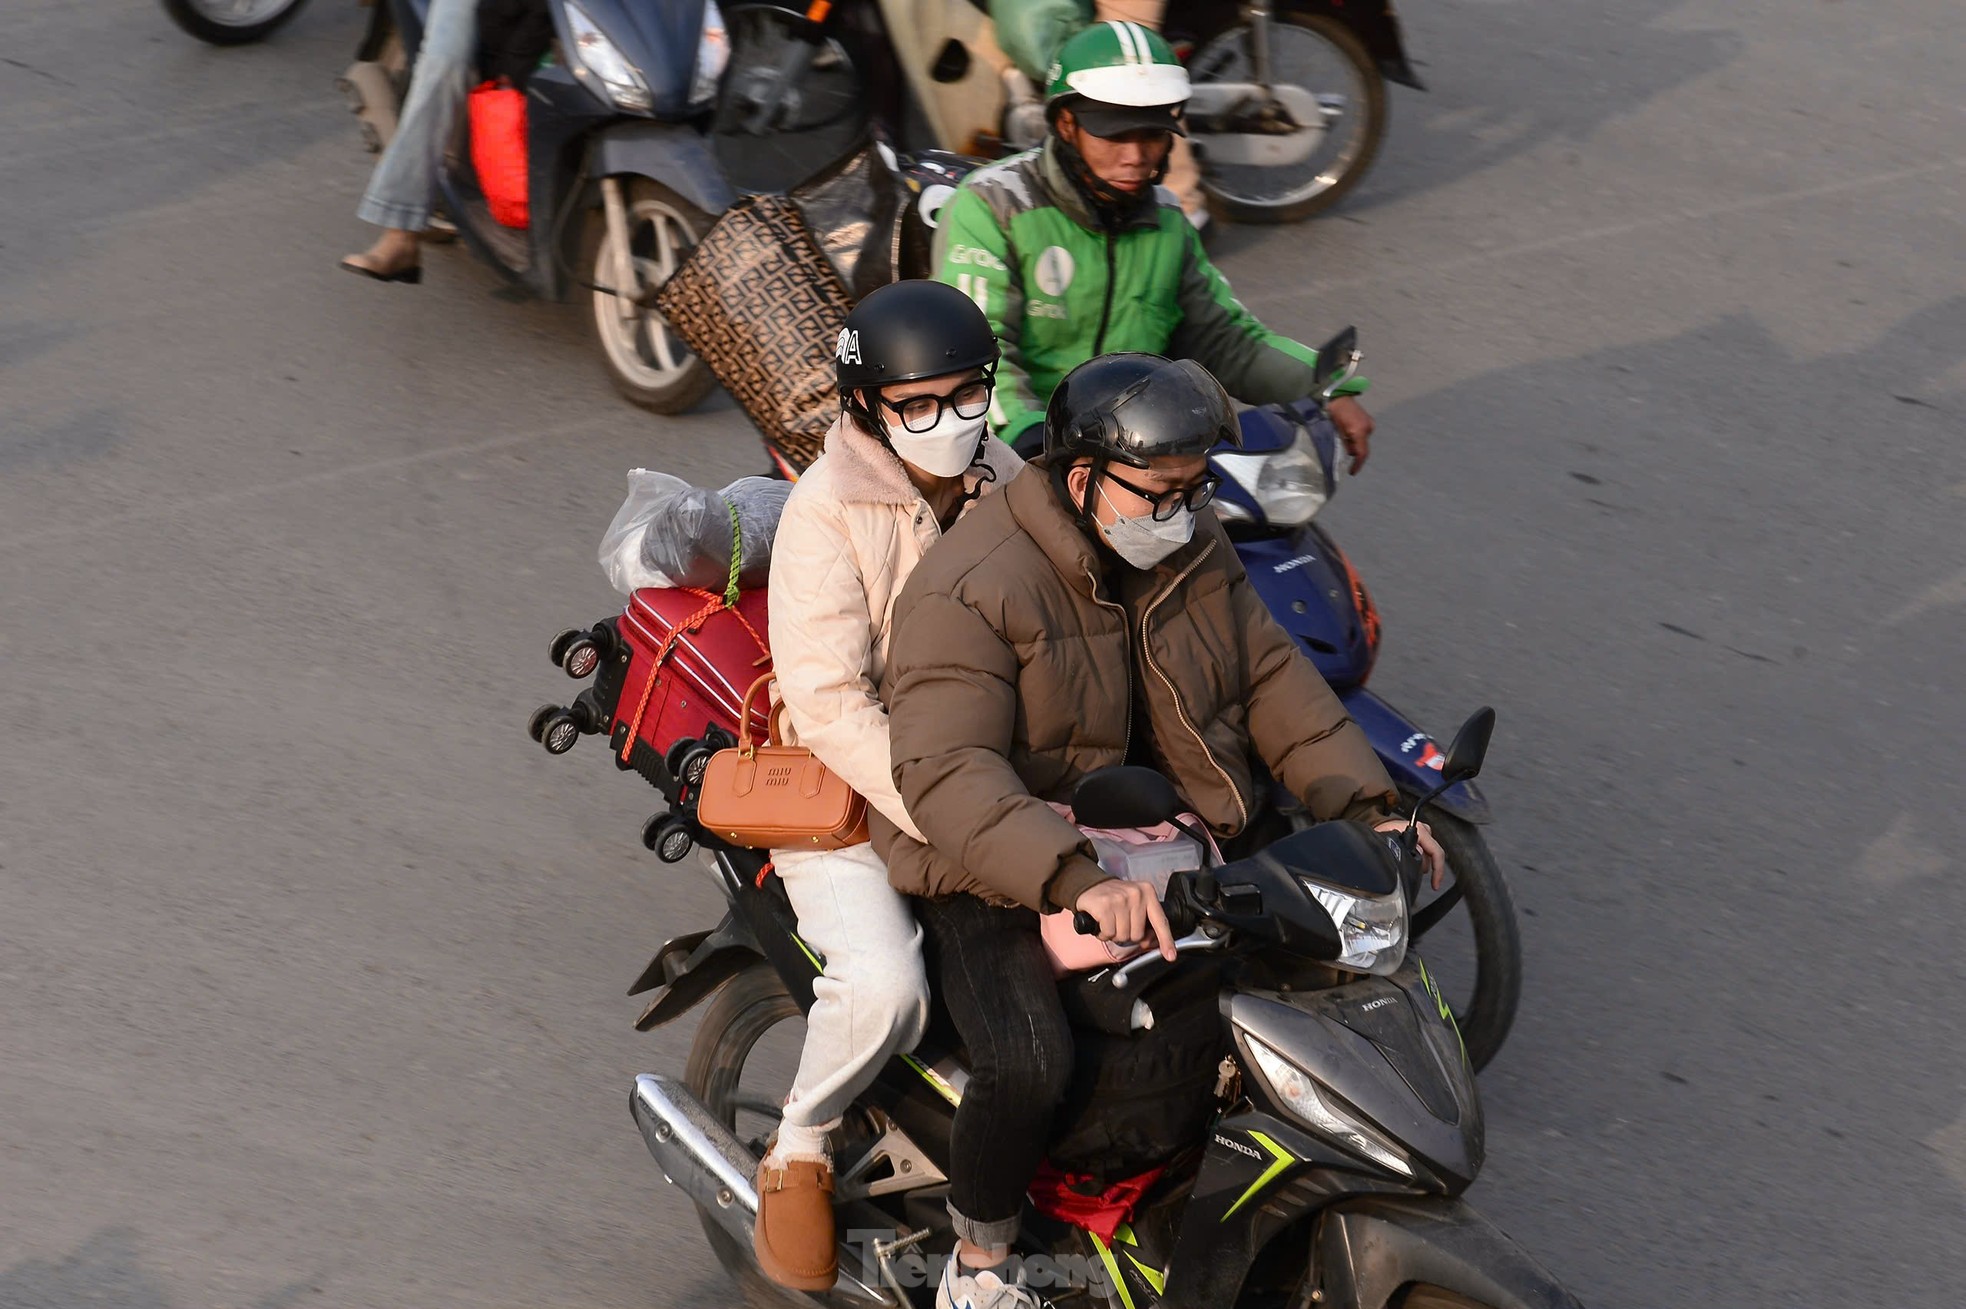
[876,377,995,434]
[1101,468,1222,522]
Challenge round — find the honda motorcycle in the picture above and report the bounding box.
[525,634,1581,1308]
[711,0,1422,223]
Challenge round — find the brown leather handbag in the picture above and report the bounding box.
[695,675,870,850]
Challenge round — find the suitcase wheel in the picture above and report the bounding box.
[548,628,584,668]
[560,635,603,680]
[643,813,695,863]
[530,703,581,755]
[671,742,715,788]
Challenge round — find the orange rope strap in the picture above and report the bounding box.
[616,588,772,765]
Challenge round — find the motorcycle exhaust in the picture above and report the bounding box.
[630,1075,896,1306]
[631,1074,761,1240]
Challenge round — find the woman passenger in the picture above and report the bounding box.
[752,280,1022,1290]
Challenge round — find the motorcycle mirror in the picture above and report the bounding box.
[1439,707,1496,786]
[1406,707,1497,833]
[1072,766,1185,830]
[1311,325,1361,397]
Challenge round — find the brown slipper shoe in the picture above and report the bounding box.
[753,1157,837,1291]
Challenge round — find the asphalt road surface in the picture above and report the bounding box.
[3,1,1963,1307]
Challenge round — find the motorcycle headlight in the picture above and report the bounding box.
[1245,1035,1412,1176]
[565,0,654,112]
[689,1,729,111]
[1299,876,1406,974]
[1212,423,1333,529]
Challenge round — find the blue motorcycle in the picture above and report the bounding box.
[1212,330,1521,1069]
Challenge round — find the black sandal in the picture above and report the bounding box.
[339,257,422,284]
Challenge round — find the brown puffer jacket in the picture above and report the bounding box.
[874,461,1397,912]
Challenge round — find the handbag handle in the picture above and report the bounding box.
[736,673,776,757]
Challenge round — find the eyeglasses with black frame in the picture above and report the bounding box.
[1101,467,1223,522]
[876,373,996,434]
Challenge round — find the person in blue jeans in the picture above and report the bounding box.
[339,0,477,284]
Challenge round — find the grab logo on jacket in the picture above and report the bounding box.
[1035,246,1076,297]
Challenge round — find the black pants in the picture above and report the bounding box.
[914,894,1072,1248]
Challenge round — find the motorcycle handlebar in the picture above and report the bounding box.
[1071,874,1208,941]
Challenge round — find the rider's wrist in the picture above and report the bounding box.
[1049,856,1111,914]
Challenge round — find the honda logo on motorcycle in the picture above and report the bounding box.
[1213,1133,1263,1159]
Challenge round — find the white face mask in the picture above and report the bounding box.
[884,405,989,479]
[1096,483,1196,569]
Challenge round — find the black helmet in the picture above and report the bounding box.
[836,280,999,424]
[1043,353,1240,469]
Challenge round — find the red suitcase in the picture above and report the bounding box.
[605,587,772,786]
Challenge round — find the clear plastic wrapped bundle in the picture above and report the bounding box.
[599,470,792,596]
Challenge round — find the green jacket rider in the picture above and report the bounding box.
[933,20,1376,463]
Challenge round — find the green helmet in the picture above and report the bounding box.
[1045,21,1190,138]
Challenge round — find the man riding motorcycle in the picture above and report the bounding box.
[931,22,1376,465]
[875,352,1438,1309]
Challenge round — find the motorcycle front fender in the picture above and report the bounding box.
[1280,0,1424,90]
[589,121,737,218]
[626,911,763,1031]
[1317,1196,1584,1309]
[1339,687,1491,825]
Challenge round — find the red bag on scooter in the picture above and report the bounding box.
[468,79,528,229]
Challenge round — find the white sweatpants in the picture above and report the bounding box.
[771,841,930,1155]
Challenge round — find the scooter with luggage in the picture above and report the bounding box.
[656,271,1521,1067]
[526,601,1579,1306]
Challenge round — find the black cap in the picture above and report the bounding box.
[1044,353,1239,468]
[836,279,999,395]
[1068,99,1186,139]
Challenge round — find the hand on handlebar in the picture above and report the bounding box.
[1073,878,1178,962]
[1327,396,1374,475]
[1377,818,1445,890]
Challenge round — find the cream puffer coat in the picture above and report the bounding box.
[768,414,1023,843]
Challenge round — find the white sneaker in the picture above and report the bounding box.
[936,1257,1053,1309]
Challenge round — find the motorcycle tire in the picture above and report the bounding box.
[579,178,716,416]
[682,959,859,1309]
[159,0,311,45]
[1409,807,1522,1074]
[1193,12,1387,224]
